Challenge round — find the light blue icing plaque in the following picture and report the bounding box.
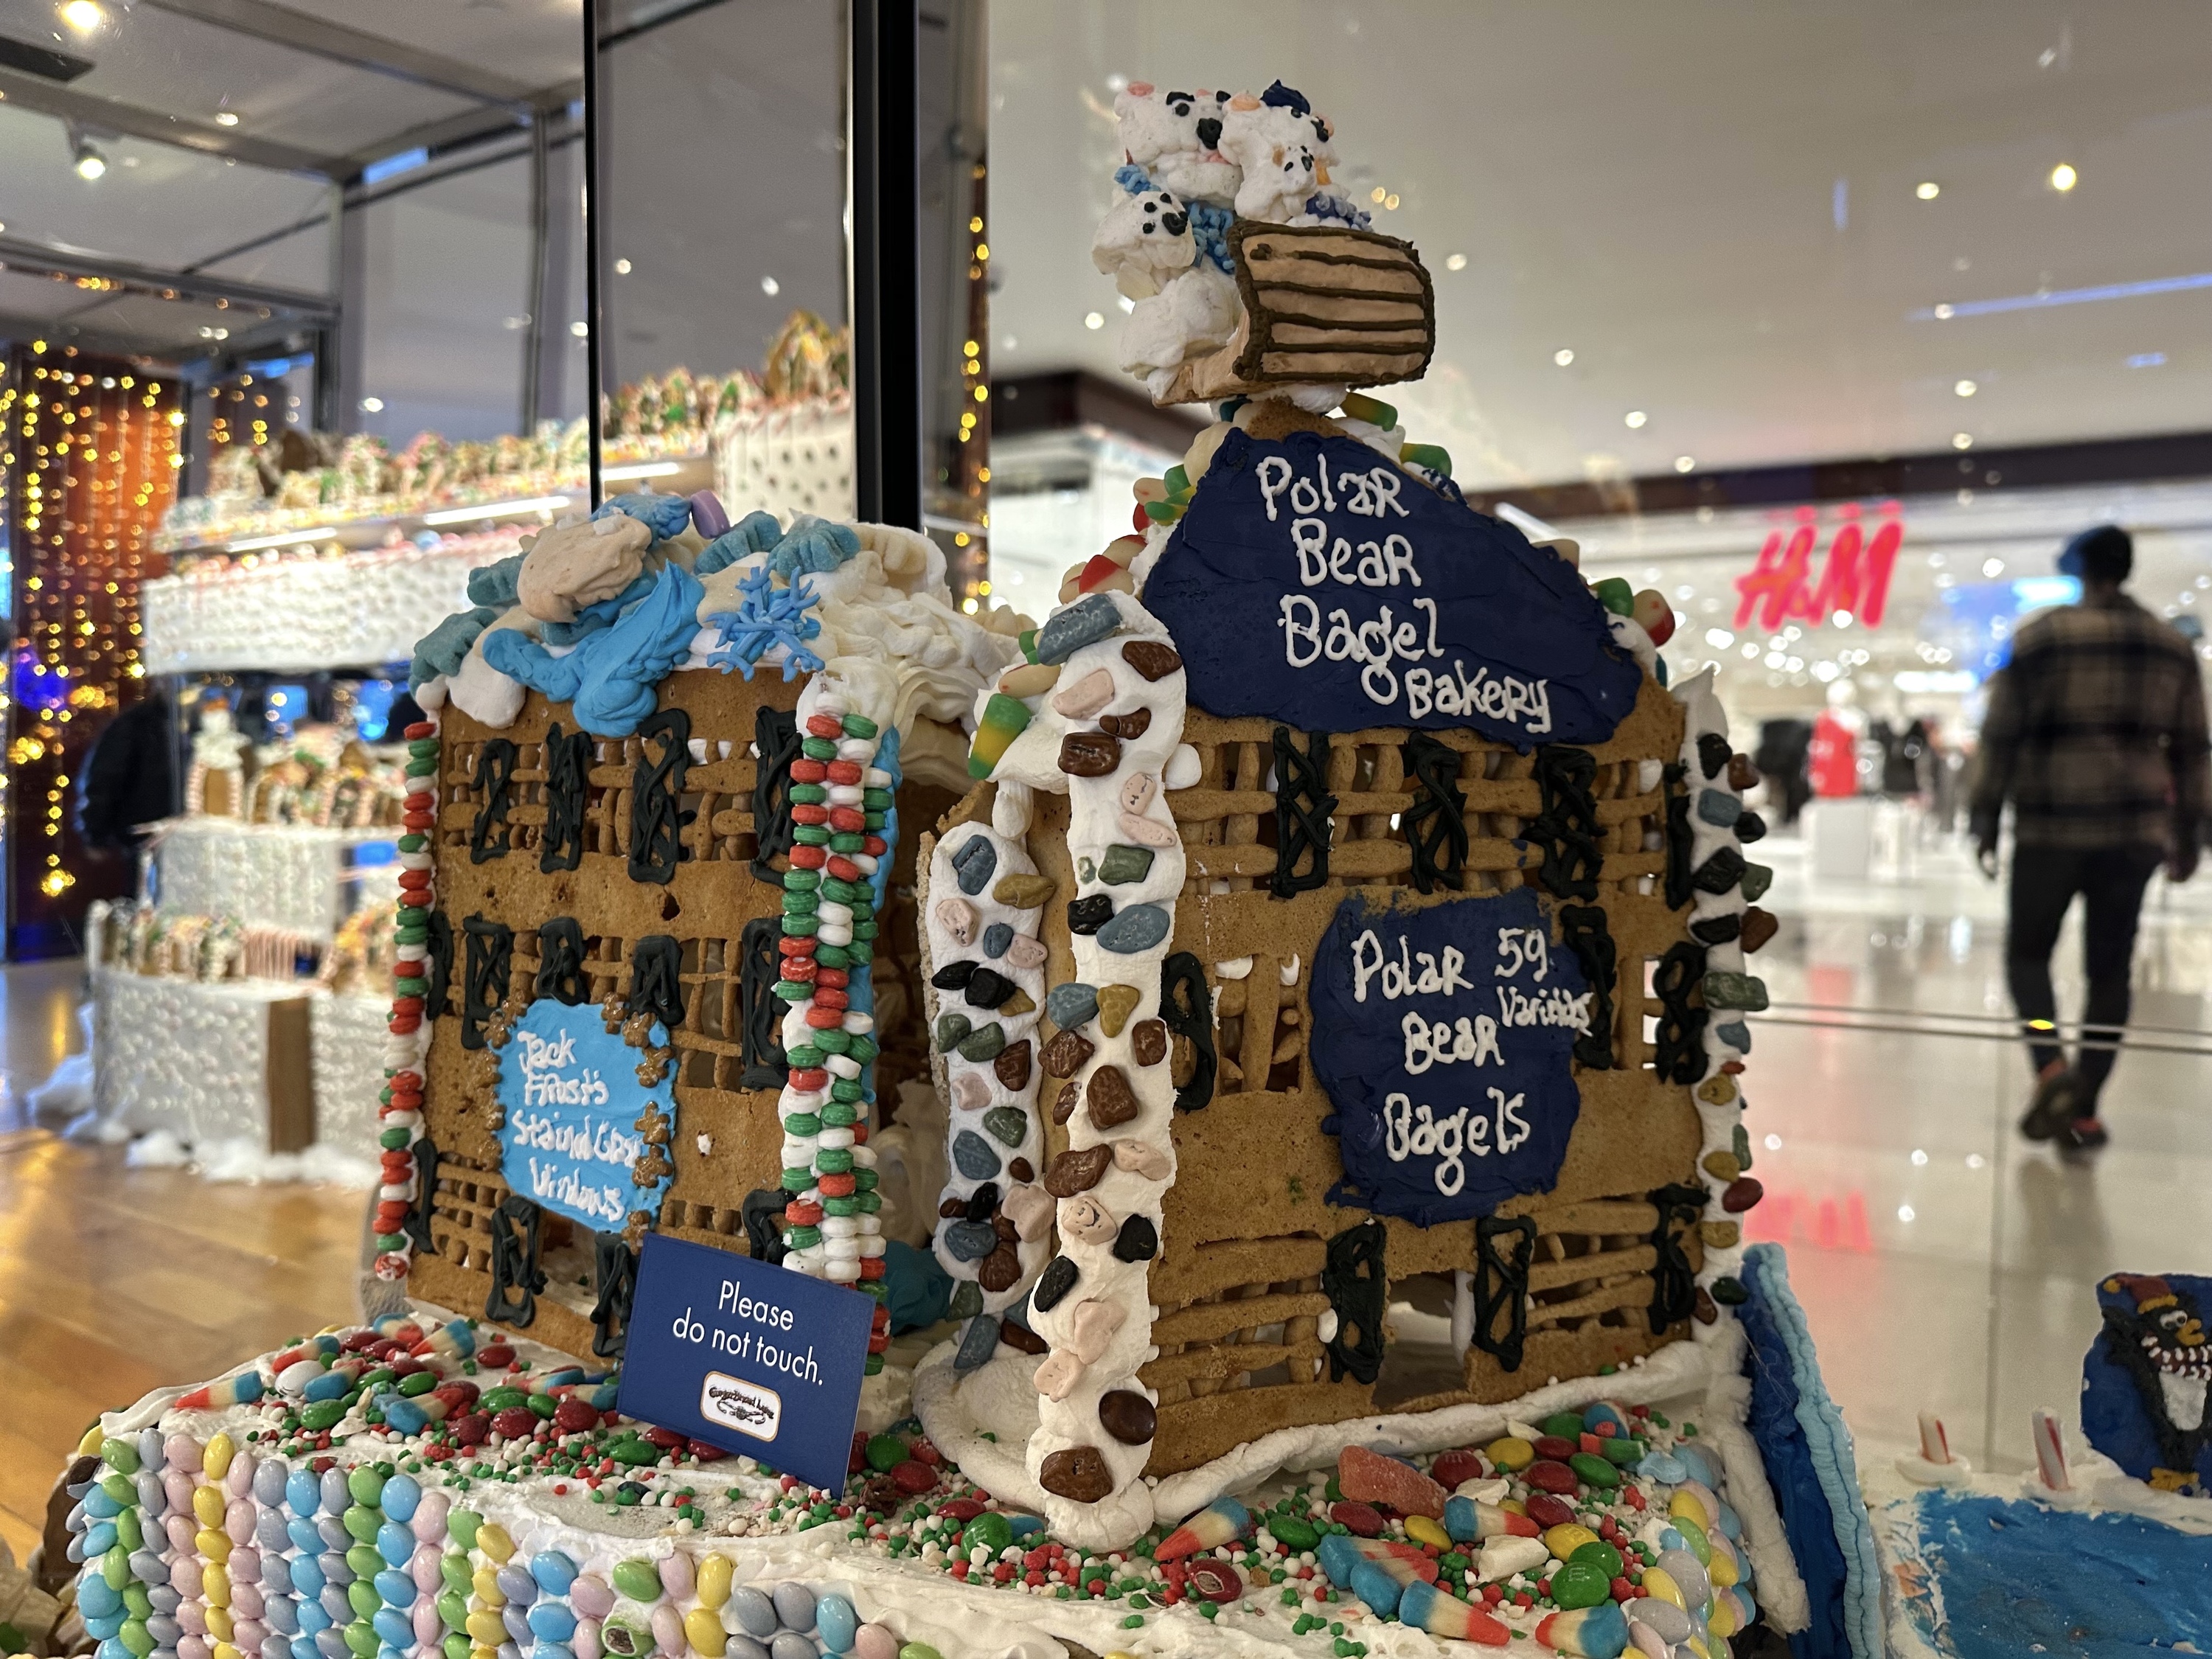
[495,998,676,1232]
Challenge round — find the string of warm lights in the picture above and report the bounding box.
[7,341,181,928]
[950,157,992,613]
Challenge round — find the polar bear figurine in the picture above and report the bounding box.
[1091,187,1197,300]
[1119,265,1240,397]
[1220,94,1332,223]
[1113,82,1240,206]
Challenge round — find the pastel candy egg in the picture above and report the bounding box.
[531,1553,577,1596]
[770,1584,815,1632]
[723,1640,769,1659]
[768,1638,813,1659]
[203,1433,235,1482]
[575,1619,601,1659]
[648,1604,684,1658]
[851,1627,897,1659]
[1672,1482,1717,1529]
[165,1436,204,1474]
[319,1470,349,1517]
[1672,1514,1713,1566]
[1675,1444,1720,1486]
[692,1556,730,1613]
[380,1475,420,1525]
[252,1461,288,1507]
[1639,1566,1683,1610]
[569,1578,613,1622]
[408,1546,442,1594]
[655,1551,692,1603]
[529,1604,577,1643]
[495,1566,537,1606]
[137,1473,169,1517]
[231,1548,262,1586]
[1656,1548,1711,1610]
[681,1607,722,1657]
[411,1604,440,1646]
[411,1492,448,1543]
[813,1596,857,1656]
[726,1588,776,1639]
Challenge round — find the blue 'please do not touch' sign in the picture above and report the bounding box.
[618,1233,876,1494]
[1144,429,1644,745]
[1310,886,1593,1225]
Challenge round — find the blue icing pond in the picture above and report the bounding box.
[1144,429,1644,745]
[495,998,675,1231]
[1905,1491,2212,1657]
[1308,885,1588,1225]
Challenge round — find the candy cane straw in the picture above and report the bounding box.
[1917,1410,1952,1465]
[2031,1408,2071,1490]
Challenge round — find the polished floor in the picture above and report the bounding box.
[3,830,2209,1560]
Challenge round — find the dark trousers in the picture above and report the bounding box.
[2006,844,2163,1110]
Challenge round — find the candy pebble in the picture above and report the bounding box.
[1338,1444,1447,1519]
[1534,1603,1629,1659]
[1153,1495,1248,1561]
[1397,1580,1509,1646]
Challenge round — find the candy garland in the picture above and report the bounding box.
[772,678,894,1374]
[372,718,442,1284]
[922,824,1050,1366]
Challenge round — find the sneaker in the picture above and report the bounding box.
[2018,1066,2079,1141]
[2058,1116,2110,1152]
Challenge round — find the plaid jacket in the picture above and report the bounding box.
[1971,593,2211,849]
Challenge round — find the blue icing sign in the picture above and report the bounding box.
[1309,886,1590,1225]
[495,998,675,1232]
[619,1233,875,1495]
[2082,1271,2212,1494]
[1144,429,1643,745]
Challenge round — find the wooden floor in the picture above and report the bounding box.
[0,961,364,1566]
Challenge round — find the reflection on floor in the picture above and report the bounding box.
[1750,826,2212,1479]
[2,824,2208,1556]
[0,959,364,1564]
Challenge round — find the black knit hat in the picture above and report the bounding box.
[2059,524,2132,584]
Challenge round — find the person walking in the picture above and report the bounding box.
[1971,525,2208,1150]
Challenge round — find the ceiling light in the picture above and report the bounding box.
[613,257,632,274]
[1382,193,1399,211]
[1445,253,1467,271]
[2126,352,2166,368]
[1553,348,1574,366]
[359,397,384,412]
[1915,181,1940,201]
[1083,311,1104,330]
[214,112,239,127]
[1953,378,1977,397]
[1932,303,1955,321]
[2049,161,2077,192]
[1673,456,1694,473]
[1983,557,2006,577]
[568,320,588,337]
[1952,432,1973,450]
[1369,187,1386,204]
[59,1,102,30]
[760,275,779,296]
[72,134,106,180]
[1624,410,1647,429]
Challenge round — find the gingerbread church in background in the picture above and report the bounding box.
[386,72,1772,1551]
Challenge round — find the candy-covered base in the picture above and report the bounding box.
[42,1302,1812,1659]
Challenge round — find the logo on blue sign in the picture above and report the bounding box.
[1143,430,1643,746]
[495,998,675,1232]
[619,1233,875,1493]
[1310,886,1590,1225]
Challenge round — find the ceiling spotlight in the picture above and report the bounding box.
[613,257,632,274]
[1915,181,1940,200]
[1083,311,1104,330]
[1673,456,1695,473]
[1952,432,1974,450]
[2049,161,2078,192]
[1445,253,1467,271]
[1553,348,1575,366]
[1953,378,1978,397]
[359,396,384,413]
[1624,410,1648,429]
[72,134,107,180]
[59,0,103,30]
[214,111,239,127]
[759,275,779,296]
[1982,557,2006,578]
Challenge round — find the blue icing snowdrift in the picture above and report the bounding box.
[1144,429,1644,745]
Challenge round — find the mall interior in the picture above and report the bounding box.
[1,4,2211,1656]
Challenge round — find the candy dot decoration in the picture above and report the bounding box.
[372,717,443,1286]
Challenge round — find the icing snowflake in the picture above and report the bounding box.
[705,567,824,681]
